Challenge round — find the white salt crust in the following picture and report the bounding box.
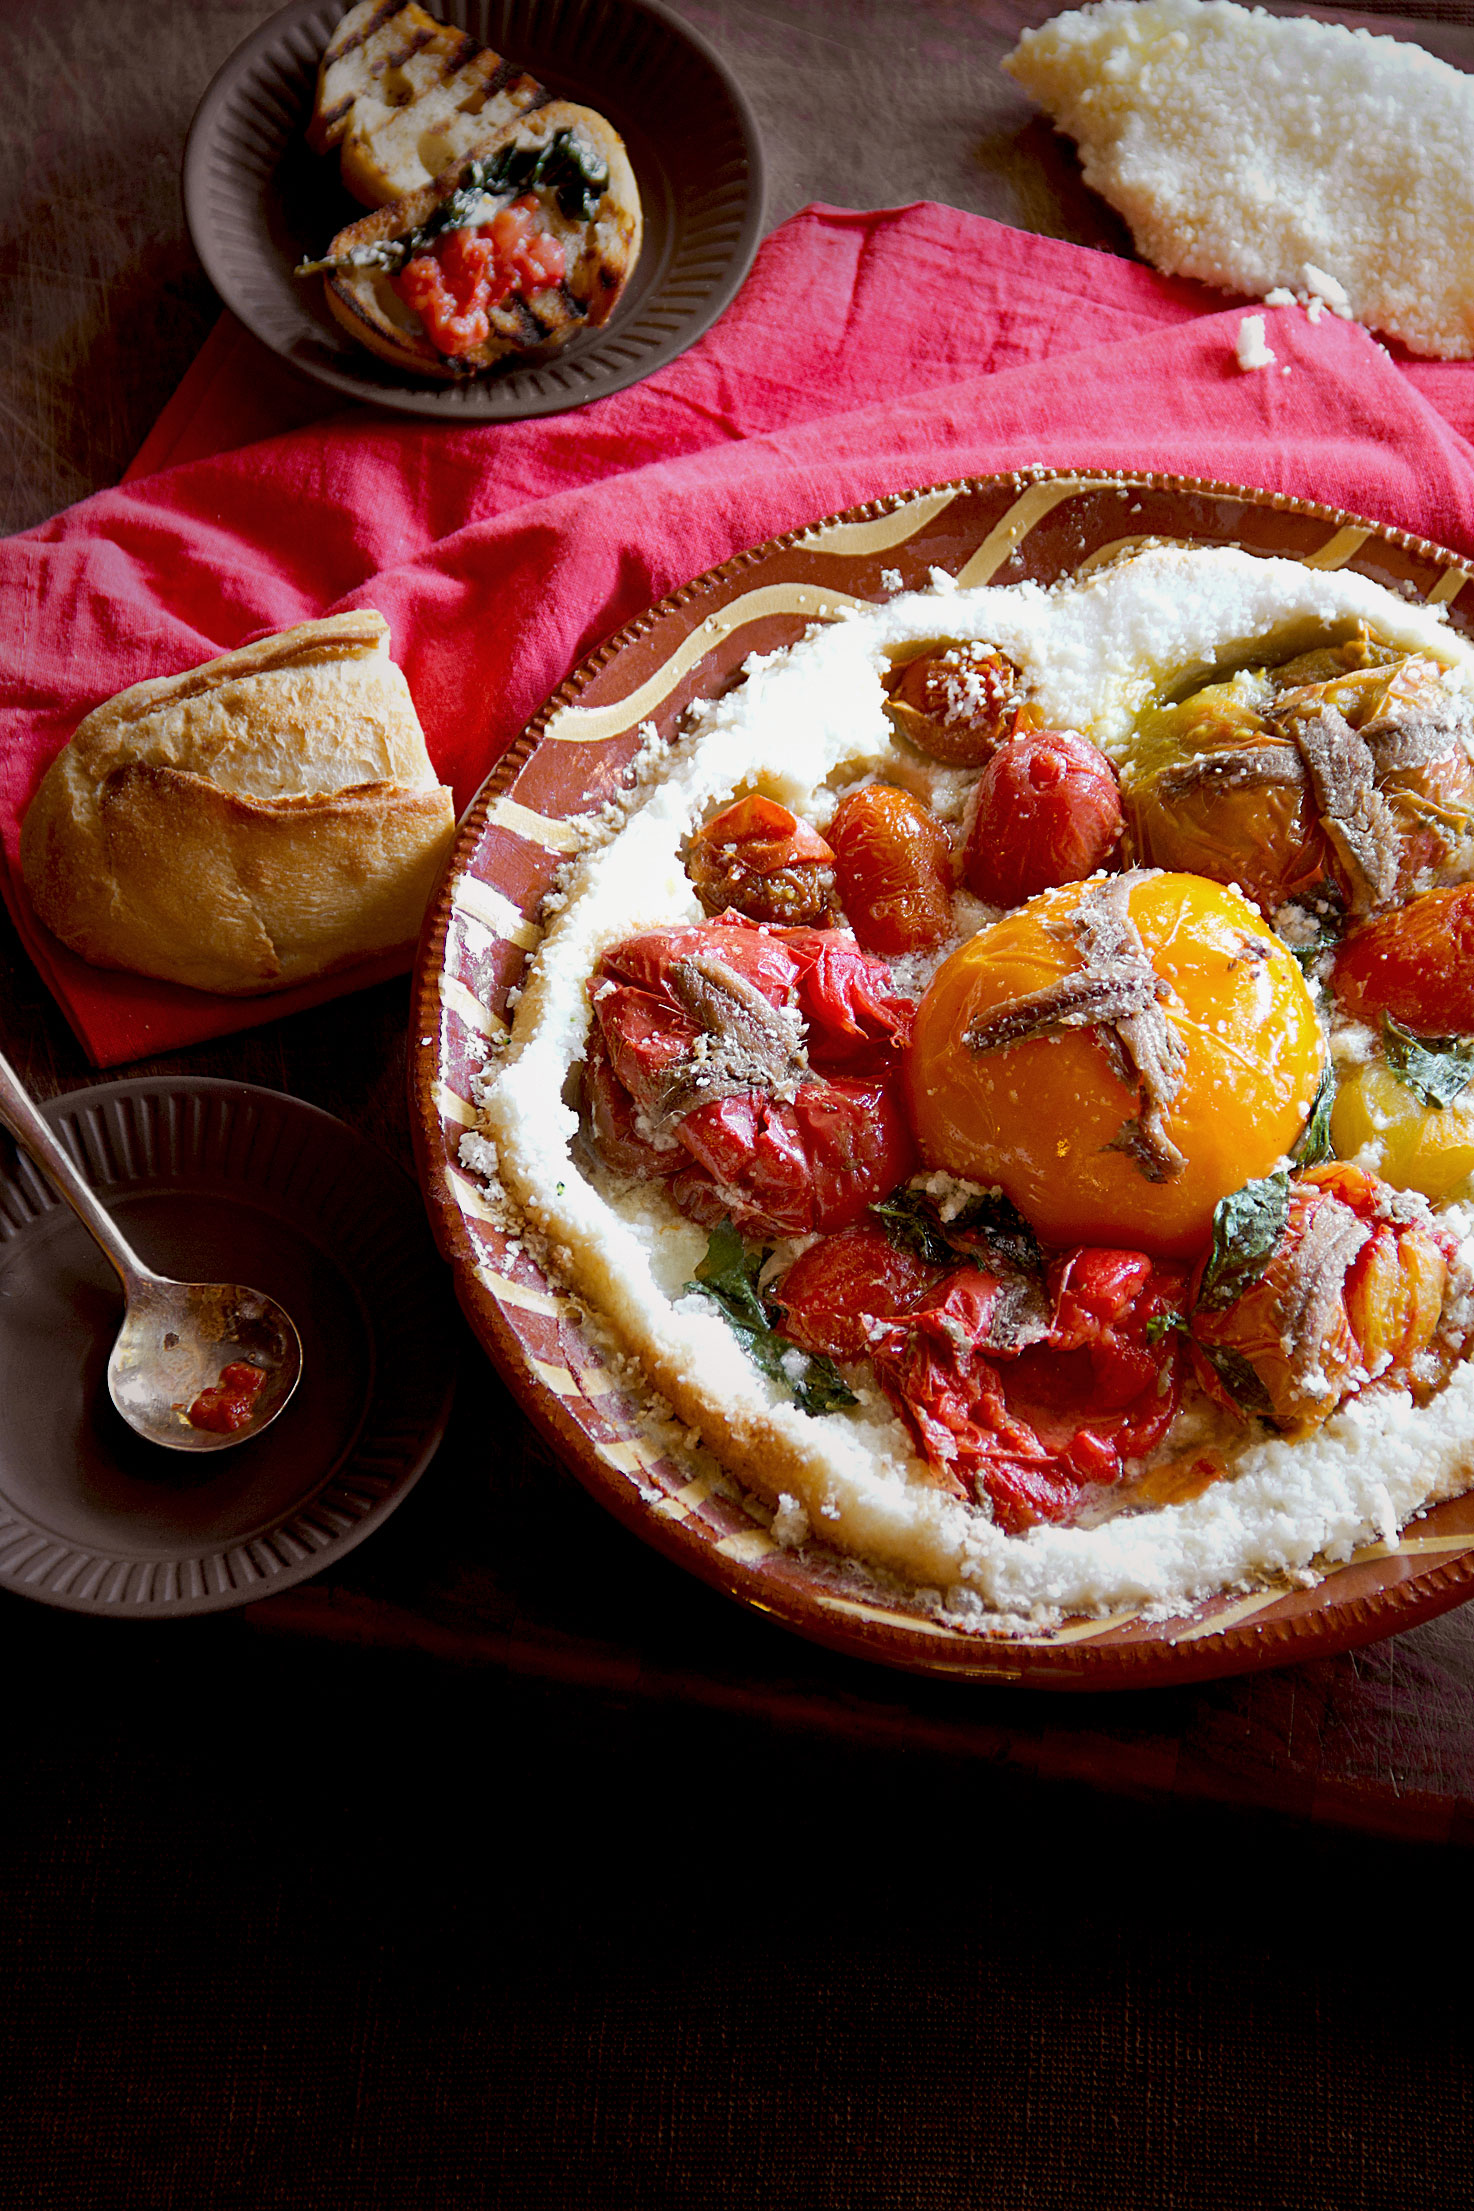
[475,546,1474,1620]
[1005,0,1474,360]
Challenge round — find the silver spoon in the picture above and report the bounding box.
[0,1051,302,1452]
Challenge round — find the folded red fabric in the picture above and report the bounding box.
[3,201,1472,1067]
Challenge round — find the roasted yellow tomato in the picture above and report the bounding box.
[1329,1062,1474,1202]
[907,872,1324,1258]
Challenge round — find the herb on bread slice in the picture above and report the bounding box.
[314,101,642,379]
[309,0,549,207]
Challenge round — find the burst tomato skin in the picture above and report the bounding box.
[673,1079,916,1238]
[685,794,838,927]
[1333,884,1474,1033]
[601,916,914,1075]
[964,730,1122,909]
[585,918,919,1238]
[582,1029,682,1180]
[772,1226,943,1362]
[828,785,954,955]
[865,1245,1186,1531]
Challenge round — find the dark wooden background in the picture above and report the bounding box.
[5,3,1474,2205]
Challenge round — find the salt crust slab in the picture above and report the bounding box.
[478,546,1474,1622]
[1005,0,1474,361]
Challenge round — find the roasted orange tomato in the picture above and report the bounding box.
[1123,678,1333,917]
[1190,1163,1454,1434]
[882,641,1029,766]
[829,785,954,954]
[1333,884,1474,1034]
[907,873,1324,1258]
[964,730,1122,909]
[685,794,838,926]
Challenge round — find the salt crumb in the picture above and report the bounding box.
[772,1493,811,1548]
[1236,315,1276,371]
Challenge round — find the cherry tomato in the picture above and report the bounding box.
[601,916,914,1075]
[673,1077,916,1238]
[964,730,1122,909]
[1333,885,1474,1033]
[884,644,1026,766]
[867,1246,1185,1529]
[685,794,838,926]
[828,785,954,955]
[773,1226,942,1362]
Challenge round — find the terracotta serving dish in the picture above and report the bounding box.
[410,468,1474,1688]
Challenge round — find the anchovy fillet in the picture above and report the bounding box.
[651,955,808,1129]
[965,873,1187,1181]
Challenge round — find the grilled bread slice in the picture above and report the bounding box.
[310,0,548,207]
[318,101,642,379]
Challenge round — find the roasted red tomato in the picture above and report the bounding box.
[964,730,1123,909]
[672,1080,916,1238]
[581,1030,682,1181]
[773,1225,944,1362]
[1333,885,1474,1033]
[392,196,568,359]
[586,917,918,1236]
[866,1245,1186,1531]
[828,785,954,955]
[685,794,839,926]
[603,914,915,1076]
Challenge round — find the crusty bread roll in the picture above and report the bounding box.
[20,610,456,997]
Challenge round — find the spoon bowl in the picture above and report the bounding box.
[0,1052,303,1453]
[107,1275,303,1452]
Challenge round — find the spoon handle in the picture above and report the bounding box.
[0,1050,155,1294]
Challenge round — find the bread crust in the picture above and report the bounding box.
[321,101,642,380]
[309,0,548,207]
[20,611,457,998]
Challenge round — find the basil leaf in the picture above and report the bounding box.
[1203,1344,1275,1417]
[871,1186,1042,1275]
[793,1360,859,1418]
[1144,1311,1187,1345]
[1280,881,1346,975]
[686,1221,857,1417]
[298,130,607,279]
[689,1216,770,1332]
[870,1189,956,1267]
[1381,1013,1474,1111]
[1197,1170,1291,1313]
[1294,1063,1336,1166]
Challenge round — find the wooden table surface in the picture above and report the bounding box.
[7,0,1474,1855]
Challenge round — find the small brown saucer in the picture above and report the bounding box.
[182,0,765,422]
[0,1078,456,1616]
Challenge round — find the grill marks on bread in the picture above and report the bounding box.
[310,0,549,204]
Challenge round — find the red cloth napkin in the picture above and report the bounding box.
[4,201,1473,1067]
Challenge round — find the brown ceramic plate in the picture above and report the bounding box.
[0,1078,456,1617]
[182,0,764,421]
[410,468,1474,1688]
